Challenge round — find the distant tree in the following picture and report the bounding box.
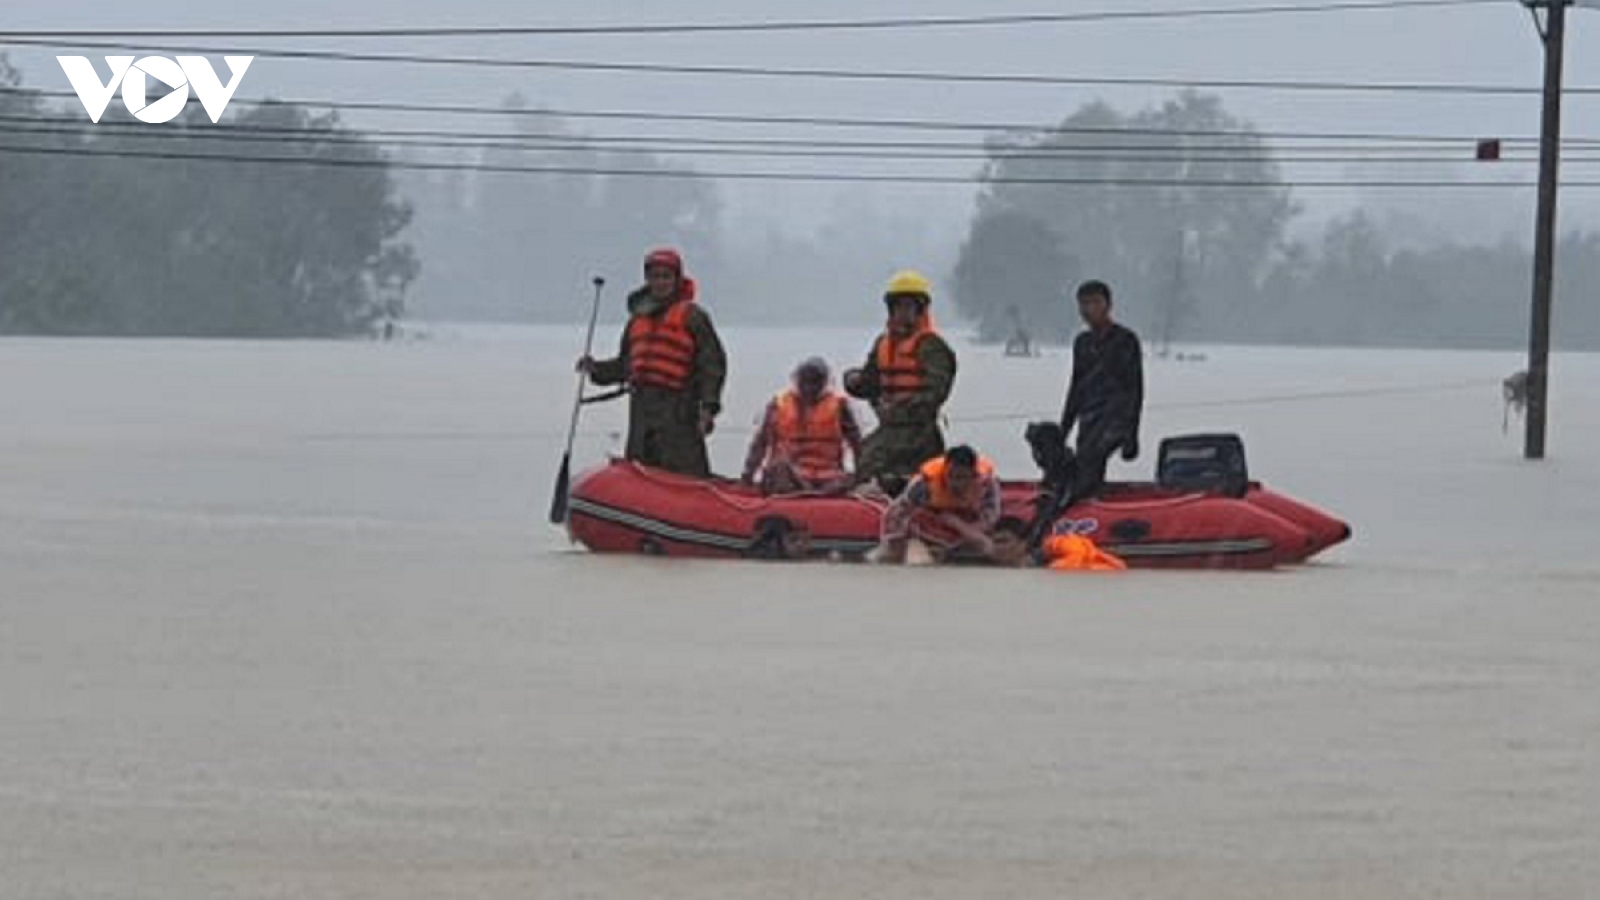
[0,61,417,338]
[955,92,1295,342]
[1254,215,1600,349]
[403,92,722,322]
[950,209,1077,342]
[712,193,956,327]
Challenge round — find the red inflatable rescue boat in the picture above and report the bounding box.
[565,432,1350,569]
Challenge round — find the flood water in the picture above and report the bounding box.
[2,328,1597,898]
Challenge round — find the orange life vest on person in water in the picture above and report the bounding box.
[772,389,848,481]
[873,315,937,401]
[626,300,697,392]
[918,453,996,516]
[1042,534,1127,572]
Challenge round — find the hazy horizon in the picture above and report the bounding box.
[5,1,1600,345]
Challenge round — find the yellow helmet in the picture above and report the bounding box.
[884,269,933,302]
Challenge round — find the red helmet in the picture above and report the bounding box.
[643,247,684,276]
[641,247,697,303]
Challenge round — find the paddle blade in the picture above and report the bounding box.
[548,453,572,524]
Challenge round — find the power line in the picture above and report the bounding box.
[2,37,1586,96]
[0,112,1481,153]
[0,0,1504,38]
[1,119,1579,164]
[0,127,1554,164]
[0,140,1582,188]
[317,378,1508,442]
[3,85,1590,145]
[0,111,1461,150]
[955,378,1497,424]
[0,113,1543,156]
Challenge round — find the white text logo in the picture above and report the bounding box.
[57,55,253,124]
[1052,517,1100,537]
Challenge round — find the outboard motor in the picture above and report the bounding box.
[1156,433,1249,497]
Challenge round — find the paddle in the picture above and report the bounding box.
[549,276,606,525]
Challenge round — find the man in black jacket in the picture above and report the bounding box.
[1059,280,1144,502]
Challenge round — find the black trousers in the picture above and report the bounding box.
[1024,421,1127,548]
[1071,424,1128,503]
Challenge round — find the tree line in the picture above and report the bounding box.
[951,92,1600,351]
[4,51,1594,350]
[395,91,721,325]
[0,55,417,338]
[393,92,949,328]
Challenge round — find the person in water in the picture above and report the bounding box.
[844,270,957,493]
[578,248,727,478]
[876,445,1013,565]
[742,357,863,495]
[1059,279,1144,502]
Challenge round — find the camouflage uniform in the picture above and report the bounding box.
[850,332,957,485]
[589,288,728,477]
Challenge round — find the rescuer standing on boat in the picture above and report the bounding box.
[578,248,727,478]
[1059,279,1144,500]
[844,270,958,491]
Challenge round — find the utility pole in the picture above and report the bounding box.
[1160,229,1195,358]
[1524,0,1568,460]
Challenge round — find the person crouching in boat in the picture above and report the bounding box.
[577,247,728,478]
[741,357,864,495]
[876,445,1014,565]
[843,270,957,495]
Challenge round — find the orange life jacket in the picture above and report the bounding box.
[873,317,937,400]
[918,454,996,515]
[1042,534,1128,572]
[772,390,848,481]
[626,300,697,392]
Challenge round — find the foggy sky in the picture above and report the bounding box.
[6,0,1598,273]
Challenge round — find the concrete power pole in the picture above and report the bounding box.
[1524,0,1568,460]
